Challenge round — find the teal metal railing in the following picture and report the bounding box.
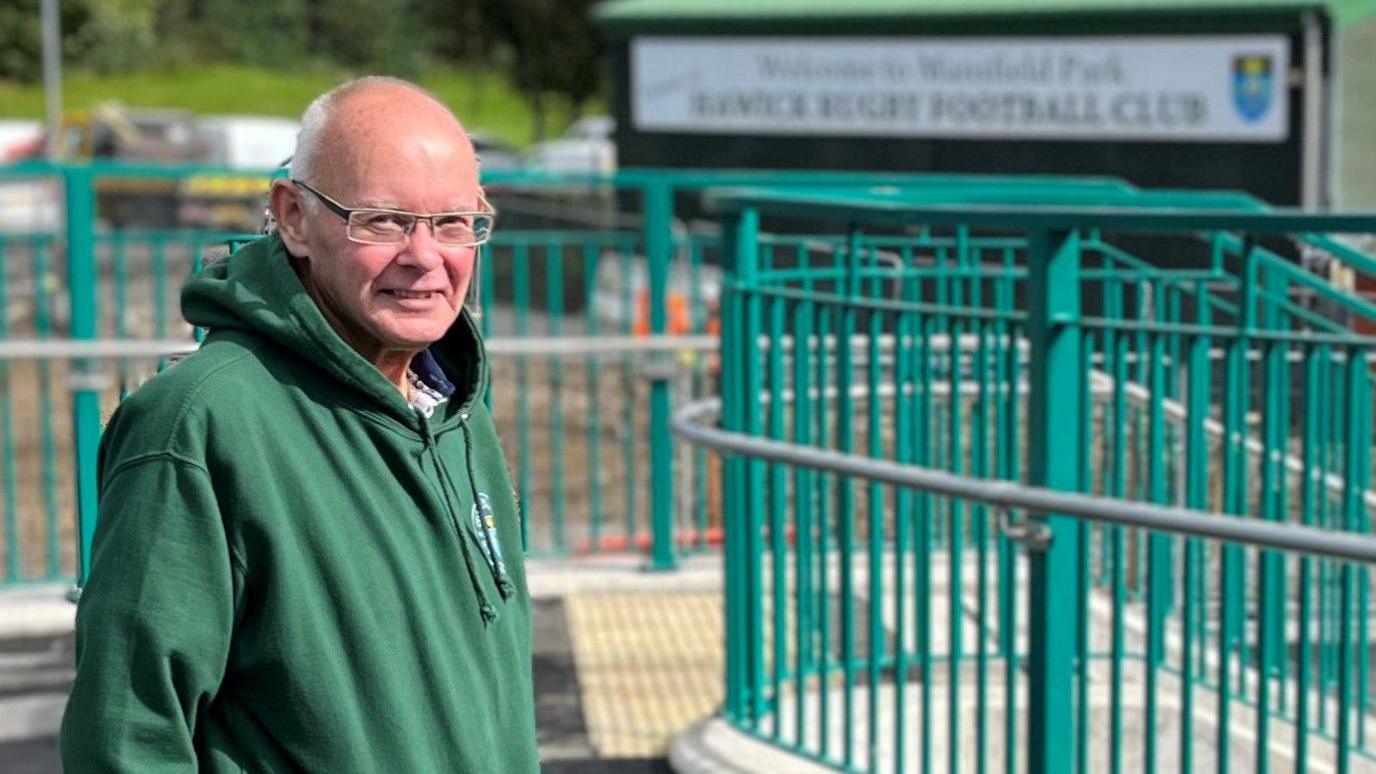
[692,186,1376,773]
[0,160,1193,586]
[0,158,1194,583]
[8,160,1374,596]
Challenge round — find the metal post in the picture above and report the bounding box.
[1300,12,1325,207]
[66,166,101,589]
[642,180,676,570]
[40,0,63,158]
[1025,228,1081,774]
[720,207,760,720]
[741,214,766,725]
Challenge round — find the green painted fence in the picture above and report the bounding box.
[703,186,1376,773]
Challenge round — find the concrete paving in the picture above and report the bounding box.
[0,557,722,773]
[8,553,1376,773]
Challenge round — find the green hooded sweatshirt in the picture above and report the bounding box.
[60,233,539,773]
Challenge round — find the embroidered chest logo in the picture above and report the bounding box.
[470,492,513,597]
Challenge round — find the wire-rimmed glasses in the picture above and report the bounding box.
[292,179,495,247]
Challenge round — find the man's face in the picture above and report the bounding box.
[279,107,482,357]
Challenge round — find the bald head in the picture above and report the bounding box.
[268,77,487,380]
[290,77,476,195]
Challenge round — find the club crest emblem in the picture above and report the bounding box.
[1233,54,1274,123]
[470,492,512,597]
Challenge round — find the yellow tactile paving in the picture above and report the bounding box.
[564,592,723,758]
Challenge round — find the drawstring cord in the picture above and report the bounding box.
[461,418,514,600]
[421,415,497,625]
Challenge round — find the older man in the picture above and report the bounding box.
[60,78,538,772]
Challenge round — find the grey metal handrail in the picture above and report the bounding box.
[0,334,717,361]
[672,397,1376,565]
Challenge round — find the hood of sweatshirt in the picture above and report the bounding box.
[180,232,485,431]
[179,232,507,624]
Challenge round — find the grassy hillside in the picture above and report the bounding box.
[0,64,599,148]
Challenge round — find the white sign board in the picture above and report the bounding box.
[632,36,1289,143]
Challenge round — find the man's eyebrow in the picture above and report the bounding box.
[354,198,406,210]
[353,199,481,211]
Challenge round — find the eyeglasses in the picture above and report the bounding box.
[292,179,495,247]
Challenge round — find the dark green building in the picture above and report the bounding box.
[595,0,1376,207]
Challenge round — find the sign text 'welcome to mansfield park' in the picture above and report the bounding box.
[632,36,1290,143]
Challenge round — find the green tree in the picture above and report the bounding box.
[0,2,43,81]
[0,0,121,82]
[310,0,429,77]
[68,0,160,73]
[196,0,310,69]
[476,0,602,139]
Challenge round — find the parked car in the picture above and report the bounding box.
[522,115,616,174]
[198,115,298,169]
[470,132,522,172]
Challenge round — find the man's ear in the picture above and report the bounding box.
[269,179,310,255]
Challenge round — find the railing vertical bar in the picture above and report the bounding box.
[644,181,676,570]
[816,298,834,761]
[893,299,913,774]
[66,168,100,586]
[997,247,1020,774]
[619,244,637,547]
[1181,280,1212,774]
[1237,253,1259,701]
[1217,265,1250,772]
[976,314,993,774]
[1293,342,1321,773]
[1354,351,1372,758]
[1337,349,1359,771]
[1075,331,1094,774]
[1358,368,1374,753]
[1107,273,1127,774]
[866,244,886,772]
[1324,345,1344,744]
[745,242,767,731]
[946,232,966,774]
[31,238,59,579]
[1336,346,1370,774]
[582,242,604,549]
[513,244,532,550]
[1100,276,1122,580]
[1272,294,1292,720]
[690,238,709,552]
[546,243,567,554]
[479,238,495,345]
[720,214,746,723]
[768,293,788,742]
[838,229,858,769]
[1145,325,1167,774]
[1129,280,1147,602]
[107,233,130,399]
[1025,227,1080,774]
[794,296,815,751]
[934,244,950,553]
[1315,345,1333,734]
[1255,264,1282,774]
[919,312,935,774]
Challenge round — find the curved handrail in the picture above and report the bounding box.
[672,397,1376,565]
